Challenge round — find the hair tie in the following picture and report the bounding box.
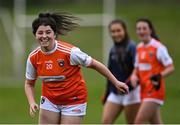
[38,13,51,18]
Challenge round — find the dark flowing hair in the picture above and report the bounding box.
[32,12,79,35]
[136,18,160,41]
[108,19,130,44]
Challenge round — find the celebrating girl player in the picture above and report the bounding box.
[131,18,174,124]
[24,12,129,124]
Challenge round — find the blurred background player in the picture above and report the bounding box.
[102,19,140,124]
[24,12,129,124]
[131,18,174,124]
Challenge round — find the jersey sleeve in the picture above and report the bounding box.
[157,45,173,66]
[70,47,92,67]
[134,50,139,68]
[25,57,37,80]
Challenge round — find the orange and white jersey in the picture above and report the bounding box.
[25,40,92,105]
[135,38,173,101]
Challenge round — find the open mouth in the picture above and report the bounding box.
[40,40,49,43]
[139,34,147,39]
[39,38,51,45]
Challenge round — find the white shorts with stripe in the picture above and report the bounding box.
[40,96,87,116]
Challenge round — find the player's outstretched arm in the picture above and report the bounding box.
[88,59,129,94]
[25,79,39,117]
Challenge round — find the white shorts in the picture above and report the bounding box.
[143,98,164,105]
[107,86,140,106]
[40,96,87,116]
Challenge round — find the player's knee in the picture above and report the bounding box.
[38,111,50,124]
[126,115,137,124]
[134,116,144,124]
[127,119,135,124]
[102,117,113,124]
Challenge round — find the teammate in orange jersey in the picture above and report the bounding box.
[131,18,174,124]
[24,12,129,124]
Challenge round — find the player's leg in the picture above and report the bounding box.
[39,109,60,124]
[123,85,140,124]
[39,96,61,124]
[102,101,123,124]
[124,103,140,124]
[102,92,124,124]
[134,101,161,124]
[60,103,86,124]
[61,115,83,124]
[150,107,163,124]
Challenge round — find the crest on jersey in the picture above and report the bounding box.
[148,51,154,58]
[57,59,64,67]
[41,97,45,104]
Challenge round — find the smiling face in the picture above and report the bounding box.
[35,25,56,51]
[109,23,126,43]
[136,21,152,43]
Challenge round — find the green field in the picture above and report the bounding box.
[0,2,180,123]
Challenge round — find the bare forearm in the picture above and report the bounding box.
[161,64,175,77]
[132,68,137,75]
[88,59,118,85]
[25,80,36,105]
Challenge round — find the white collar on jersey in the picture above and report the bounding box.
[142,38,155,47]
[40,40,58,55]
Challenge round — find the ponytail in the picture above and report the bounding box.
[32,12,79,35]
